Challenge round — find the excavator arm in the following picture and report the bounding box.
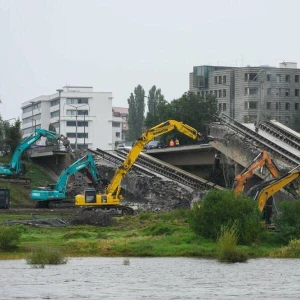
[0,129,59,177]
[233,151,280,194]
[248,166,300,212]
[31,153,101,206]
[105,120,201,196]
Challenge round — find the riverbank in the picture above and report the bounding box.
[0,210,287,260]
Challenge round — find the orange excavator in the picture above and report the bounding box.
[233,151,280,194]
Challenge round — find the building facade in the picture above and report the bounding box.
[112,107,128,147]
[190,62,300,125]
[21,86,113,150]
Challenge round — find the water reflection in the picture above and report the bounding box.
[0,257,300,299]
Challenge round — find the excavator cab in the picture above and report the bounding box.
[83,188,97,203]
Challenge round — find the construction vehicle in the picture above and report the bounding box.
[247,165,300,213]
[75,120,202,215]
[31,153,101,208]
[0,129,60,184]
[233,151,280,194]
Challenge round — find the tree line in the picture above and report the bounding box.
[126,85,218,145]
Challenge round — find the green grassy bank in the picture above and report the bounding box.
[0,210,287,260]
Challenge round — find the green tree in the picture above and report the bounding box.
[127,85,145,141]
[144,85,165,129]
[2,119,22,155]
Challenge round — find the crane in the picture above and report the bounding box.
[31,153,101,208]
[75,120,202,215]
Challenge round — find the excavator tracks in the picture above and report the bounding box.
[89,148,225,191]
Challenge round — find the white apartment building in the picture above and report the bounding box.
[112,107,128,147]
[21,86,113,150]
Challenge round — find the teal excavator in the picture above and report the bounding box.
[0,129,60,184]
[31,153,101,208]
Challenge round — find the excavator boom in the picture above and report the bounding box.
[233,151,280,194]
[75,120,202,215]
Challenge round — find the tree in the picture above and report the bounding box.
[144,86,165,129]
[2,119,22,155]
[127,85,145,141]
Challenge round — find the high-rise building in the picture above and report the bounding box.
[21,86,113,150]
[189,62,300,125]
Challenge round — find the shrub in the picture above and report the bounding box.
[273,199,300,243]
[26,247,68,267]
[217,224,248,263]
[188,190,264,245]
[0,225,22,250]
[271,239,300,258]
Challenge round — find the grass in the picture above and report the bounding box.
[0,210,290,260]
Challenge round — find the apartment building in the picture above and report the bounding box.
[112,107,129,147]
[189,62,300,125]
[21,86,113,150]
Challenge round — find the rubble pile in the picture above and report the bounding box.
[70,209,115,226]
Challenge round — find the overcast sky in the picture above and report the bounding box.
[0,0,299,120]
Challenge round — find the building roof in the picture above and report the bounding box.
[113,107,128,114]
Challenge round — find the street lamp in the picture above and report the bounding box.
[56,89,63,135]
[66,103,88,150]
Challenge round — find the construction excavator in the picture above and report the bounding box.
[233,151,280,194]
[0,129,60,184]
[75,120,202,215]
[31,153,101,208]
[247,165,300,213]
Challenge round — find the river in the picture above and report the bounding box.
[0,257,300,300]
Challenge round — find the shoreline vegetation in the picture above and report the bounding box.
[0,206,298,262]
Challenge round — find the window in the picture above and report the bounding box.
[112,122,120,127]
[295,89,299,97]
[244,101,258,109]
[201,91,205,96]
[245,73,258,81]
[295,75,299,83]
[66,98,89,104]
[218,76,222,84]
[223,89,226,97]
[285,89,290,96]
[223,76,226,84]
[218,90,222,98]
[276,74,281,83]
[285,102,290,110]
[267,102,271,109]
[276,102,280,110]
[197,92,200,96]
[66,110,88,116]
[214,76,218,84]
[66,121,88,127]
[116,132,120,138]
[285,116,290,125]
[214,90,217,97]
[50,111,59,118]
[218,103,222,111]
[50,99,59,107]
[222,103,226,111]
[267,88,272,96]
[67,133,88,138]
[244,88,258,96]
[205,91,209,96]
[275,88,281,96]
[285,75,290,83]
[267,74,271,81]
[295,103,300,110]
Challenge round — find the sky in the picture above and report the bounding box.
[0,0,300,121]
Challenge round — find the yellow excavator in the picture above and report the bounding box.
[247,165,300,213]
[233,151,280,194]
[75,120,201,215]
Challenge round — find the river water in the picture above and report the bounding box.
[0,257,300,300]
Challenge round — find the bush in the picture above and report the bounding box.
[273,199,300,243]
[26,247,68,267]
[188,190,264,245]
[217,224,248,263]
[0,225,22,250]
[271,239,300,258]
